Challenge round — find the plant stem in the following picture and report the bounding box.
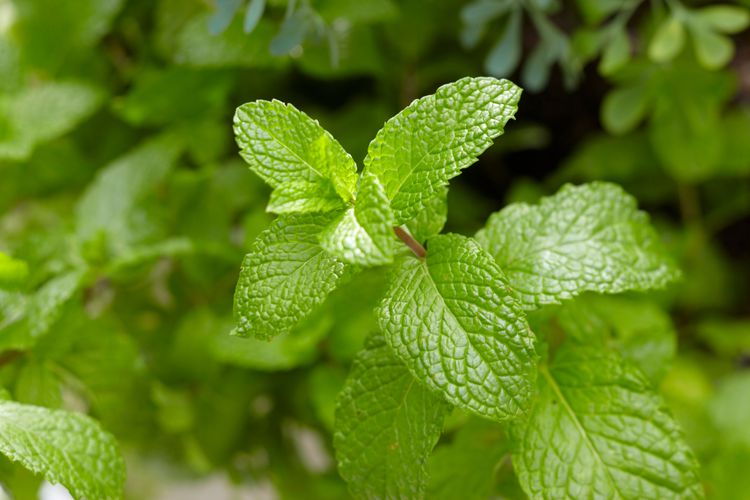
[393,227,426,259]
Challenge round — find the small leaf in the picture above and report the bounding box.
[319,172,395,266]
[649,16,686,63]
[377,234,537,421]
[27,270,86,339]
[510,344,703,499]
[599,27,630,75]
[0,401,125,500]
[233,213,353,339]
[601,84,649,134]
[334,333,450,499]
[363,77,521,224]
[243,0,266,34]
[234,99,357,209]
[690,26,734,69]
[475,182,680,309]
[485,8,522,77]
[696,5,750,34]
[208,0,243,35]
[269,7,314,56]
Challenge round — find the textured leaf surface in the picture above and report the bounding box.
[511,344,703,499]
[406,186,448,243]
[0,401,124,500]
[363,77,521,223]
[334,334,449,499]
[378,234,537,421]
[234,100,357,210]
[320,173,395,266]
[233,213,352,339]
[475,182,679,309]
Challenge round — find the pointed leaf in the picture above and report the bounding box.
[511,345,703,499]
[377,234,537,421]
[0,401,124,500]
[475,182,679,309]
[233,213,353,339]
[363,77,521,224]
[334,334,450,499]
[234,99,357,210]
[649,17,686,63]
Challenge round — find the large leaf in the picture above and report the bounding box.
[377,233,537,421]
[475,182,679,309]
[0,401,124,500]
[233,213,353,339]
[511,344,703,499]
[363,77,521,224]
[334,334,450,499]
[233,99,358,211]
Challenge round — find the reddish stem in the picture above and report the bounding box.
[393,227,426,259]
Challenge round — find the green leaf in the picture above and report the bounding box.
[0,82,103,161]
[599,27,630,75]
[511,344,703,499]
[0,401,124,500]
[363,77,521,224]
[377,233,537,421]
[243,0,266,33]
[405,186,448,243]
[266,179,345,214]
[234,99,358,211]
[208,0,243,35]
[27,270,86,339]
[319,172,395,266]
[485,9,522,77]
[601,84,649,134]
[696,5,750,34]
[233,213,353,339]
[649,17,686,63]
[709,372,750,449]
[334,333,450,499]
[0,253,29,290]
[15,360,62,408]
[475,182,679,309]
[75,134,184,251]
[690,26,734,69]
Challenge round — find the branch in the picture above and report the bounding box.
[393,227,426,259]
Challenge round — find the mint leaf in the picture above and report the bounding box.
[0,401,124,500]
[320,172,395,266]
[406,186,448,243]
[27,270,86,339]
[475,182,679,309]
[233,213,353,339]
[511,344,703,499]
[377,233,537,421]
[266,179,344,214]
[363,77,521,224]
[233,100,358,211]
[334,333,449,499]
[76,134,184,250]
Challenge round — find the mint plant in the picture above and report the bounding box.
[232,76,702,498]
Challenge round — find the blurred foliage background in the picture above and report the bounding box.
[0,0,749,498]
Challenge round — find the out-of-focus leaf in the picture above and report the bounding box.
[485,8,521,77]
[649,16,685,63]
[601,84,648,134]
[208,0,243,35]
[243,0,266,33]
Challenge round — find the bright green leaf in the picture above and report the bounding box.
[0,401,124,500]
[511,345,703,499]
[690,26,734,69]
[234,99,358,211]
[233,213,353,339]
[0,253,28,290]
[475,182,680,309]
[319,172,395,266]
[363,77,521,224]
[406,186,448,243]
[696,5,750,34]
[599,27,630,75]
[27,270,86,339]
[334,333,450,499]
[601,84,649,134]
[377,233,537,421]
[649,17,686,63]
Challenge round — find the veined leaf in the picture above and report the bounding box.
[475,182,679,309]
[233,213,353,339]
[0,401,124,500]
[363,77,521,224]
[320,172,396,266]
[377,234,537,421]
[511,344,703,499]
[334,333,450,499]
[233,99,358,210]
